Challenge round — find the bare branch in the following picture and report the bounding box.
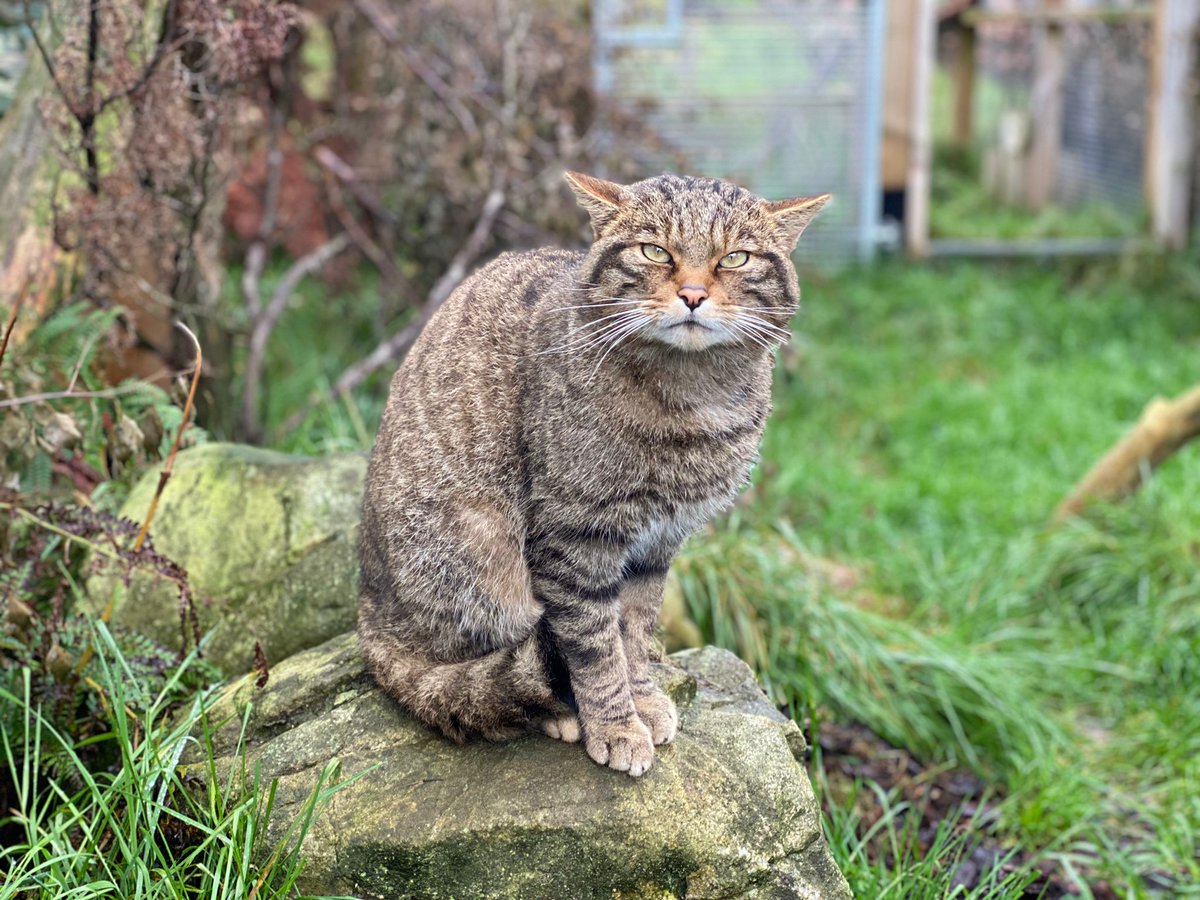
[0,285,24,372]
[425,183,506,310]
[239,234,351,441]
[0,378,192,410]
[314,145,397,225]
[317,153,407,290]
[350,0,399,42]
[352,0,480,141]
[95,35,187,116]
[276,181,506,439]
[241,89,288,318]
[94,1,184,116]
[132,322,202,551]
[1052,385,1200,523]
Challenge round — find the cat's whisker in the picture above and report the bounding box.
[582,313,651,353]
[730,308,798,324]
[730,313,796,332]
[727,316,786,350]
[538,312,647,355]
[730,312,793,340]
[736,324,790,349]
[726,320,774,352]
[578,316,652,359]
[553,314,647,349]
[563,308,646,334]
[588,319,652,379]
[738,323,791,344]
[560,309,647,339]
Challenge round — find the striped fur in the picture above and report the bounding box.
[358,172,828,775]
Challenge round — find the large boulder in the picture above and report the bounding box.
[89,443,365,672]
[192,631,852,899]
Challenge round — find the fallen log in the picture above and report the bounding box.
[1052,384,1200,523]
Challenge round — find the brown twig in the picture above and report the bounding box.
[132,322,202,552]
[0,378,194,410]
[317,152,405,289]
[0,503,122,561]
[275,180,506,438]
[0,288,24,372]
[94,21,186,118]
[313,145,397,225]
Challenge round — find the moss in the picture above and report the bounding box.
[341,831,696,900]
[87,444,366,672]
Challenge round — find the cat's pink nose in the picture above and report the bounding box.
[678,285,708,311]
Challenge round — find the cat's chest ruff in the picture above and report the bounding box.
[625,493,727,561]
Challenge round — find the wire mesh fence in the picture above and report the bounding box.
[970,0,1152,218]
[593,0,885,266]
[1059,17,1150,212]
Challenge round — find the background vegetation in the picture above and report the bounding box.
[2,1,1198,896]
[264,254,1200,898]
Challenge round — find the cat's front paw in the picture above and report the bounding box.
[583,715,655,777]
[539,713,582,743]
[633,689,678,745]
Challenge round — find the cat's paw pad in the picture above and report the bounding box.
[584,716,655,777]
[634,690,678,745]
[539,713,582,743]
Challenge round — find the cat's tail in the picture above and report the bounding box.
[358,626,568,744]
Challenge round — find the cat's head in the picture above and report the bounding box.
[565,171,829,353]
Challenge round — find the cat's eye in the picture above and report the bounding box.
[718,251,750,269]
[641,244,672,264]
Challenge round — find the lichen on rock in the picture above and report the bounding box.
[87,443,366,673]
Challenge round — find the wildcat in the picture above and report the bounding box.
[358,172,828,776]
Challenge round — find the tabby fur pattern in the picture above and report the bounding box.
[358,171,828,775]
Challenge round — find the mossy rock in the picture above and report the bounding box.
[87,443,366,673]
[189,632,852,899]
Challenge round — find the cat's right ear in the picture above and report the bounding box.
[565,171,627,237]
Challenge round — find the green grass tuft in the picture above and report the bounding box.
[0,621,356,899]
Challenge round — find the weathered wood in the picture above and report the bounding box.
[882,0,919,191]
[1145,0,1200,249]
[963,6,1154,25]
[952,24,976,148]
[1024,0,1065,210]
[1053,384,1200,523]
[904,0,936,258]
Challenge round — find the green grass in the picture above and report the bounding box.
[688,258,1200,893]
[259,253,1200,895]
[0,620,354,899]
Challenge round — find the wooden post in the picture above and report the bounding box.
[1025,0,1065,209]
[953,23,977,149]
[882,0,918,194]
[905,0,936,258]
[1146,0,1200,249]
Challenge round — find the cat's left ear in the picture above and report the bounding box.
[764,193,832,250]
[565,171,628,237]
